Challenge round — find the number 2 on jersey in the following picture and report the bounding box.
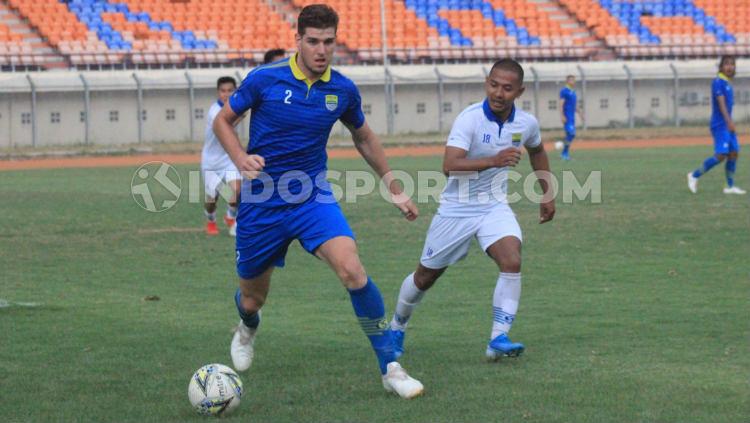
[284,90,292,104]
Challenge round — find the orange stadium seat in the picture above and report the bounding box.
[1,0,748,66]
[559,0,747,57]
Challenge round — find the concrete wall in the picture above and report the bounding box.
[0,59,748,147]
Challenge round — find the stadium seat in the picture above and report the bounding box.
[1,0,748,65]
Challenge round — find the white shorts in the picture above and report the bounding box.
[202,165,241,198]
[420,205,522,269]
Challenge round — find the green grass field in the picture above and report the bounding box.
[1,146,748,423]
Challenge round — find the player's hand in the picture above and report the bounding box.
[391,192,419,221]
[494,147,522,168]
[539,200,555,224]
[236,153,265,180]
[728,121,736,133]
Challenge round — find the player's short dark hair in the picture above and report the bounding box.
[490,59,524,84]
[297,4,339,36]
[566,74,575,80]
[216,76,236,89]
[263,48,286,64]
[719,55,735,68]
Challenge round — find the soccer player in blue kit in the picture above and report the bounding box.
[212,4,424,398]
[559,75,582,161]
[688,56,745,195]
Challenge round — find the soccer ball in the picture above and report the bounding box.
[554,141,564,151]
[188,363,243,416]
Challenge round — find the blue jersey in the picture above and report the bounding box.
[559,85,576,123]
[229,55,365,207]
[710,73,733,130]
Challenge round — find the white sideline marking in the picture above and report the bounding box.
[0,299,42,308]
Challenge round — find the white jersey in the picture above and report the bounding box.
[438,100,541,217]
[201,100,236,172]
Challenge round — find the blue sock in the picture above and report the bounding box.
[563,136,573,155]
[234,289,260,329]
[725,159,736,188]
[693,156,721,178]
[348,278,396,375]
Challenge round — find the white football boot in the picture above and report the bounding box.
[723,186,746,194]
[230,321,256,371]
[382,362,424,399]
[687,172,698,194]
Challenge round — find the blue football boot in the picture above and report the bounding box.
[485,333,524,361]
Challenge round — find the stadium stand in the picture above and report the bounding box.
[561,0,748,58]
[0,0,747,69]
[0,1,66,68]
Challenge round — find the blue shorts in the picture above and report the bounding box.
[711,128,740,154]
[564,122,576,141]
[235,199,355,279]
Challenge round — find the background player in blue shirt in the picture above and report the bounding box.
[262,48,286,64]
[212,4,424,399]
[688,56,745,194]
[559,75,583,161]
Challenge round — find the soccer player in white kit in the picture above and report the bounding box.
[389,59,555,360]
[202,76,242,236]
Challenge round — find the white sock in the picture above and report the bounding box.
[491,272,521,339]
[204,209,216,222]
[390,272,425,331]
[227,206,237,219]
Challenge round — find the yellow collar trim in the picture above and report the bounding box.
[566,83,575,89]
[718,72,731,81]
[290,53,331,88]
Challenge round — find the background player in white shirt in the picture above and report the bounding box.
[389,58,555,360]
[202,76,242,236]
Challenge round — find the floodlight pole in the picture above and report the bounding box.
[380,0,394,135]
[576,64,587,130]
[26,74,36,148]
[529,66,539,118]
[623,64,634,128]
[132,73,143,144]
[79,73,90,145]
[669,63,680,127]
[435,67,444,133]
[185,72,195,141]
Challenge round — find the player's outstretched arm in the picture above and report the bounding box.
[526,144,555,224]
[214,103,265,179]
[443,146,521,175]
[346,122,418,221]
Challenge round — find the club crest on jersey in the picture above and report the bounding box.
[325,95,338,111]
[511,133,522,147]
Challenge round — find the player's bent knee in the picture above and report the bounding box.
[414,265,444,290]
[492,250,522,273]
[335,260,367,289]
[240,294,264,313]
[500,257,522,273]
